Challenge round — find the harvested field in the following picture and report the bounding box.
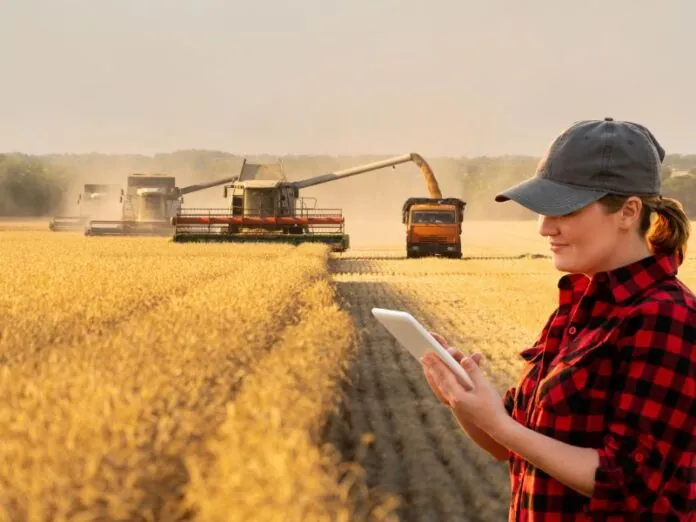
[324,258,558,521]
[323,223,696,522]
[0,221,694,522]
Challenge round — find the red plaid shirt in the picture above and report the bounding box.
[503,252,695,521]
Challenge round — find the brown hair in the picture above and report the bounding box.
[599,194,691,263]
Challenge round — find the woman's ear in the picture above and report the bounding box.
[617,196,643,230]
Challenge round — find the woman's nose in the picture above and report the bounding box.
[538,215,558,237]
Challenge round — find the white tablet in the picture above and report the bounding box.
[371,307,474,390]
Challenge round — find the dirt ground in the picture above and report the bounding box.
[322,224,696,522]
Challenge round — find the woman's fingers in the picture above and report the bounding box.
[447,347,464,363]
[431,333,470,366]
[470,352,483,366]
[430,332,449,348]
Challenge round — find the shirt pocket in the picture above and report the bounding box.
[537,339,613,417]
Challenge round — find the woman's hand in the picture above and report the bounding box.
[421,332,508,437]
[424,332,481,404]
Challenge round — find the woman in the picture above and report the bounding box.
[421,118,694,521]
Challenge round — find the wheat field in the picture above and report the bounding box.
[1,220,694,522]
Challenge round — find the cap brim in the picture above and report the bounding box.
[494,177,608,216]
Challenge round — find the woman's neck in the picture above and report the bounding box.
[585,239,653,277]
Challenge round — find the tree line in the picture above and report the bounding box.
[1,150,695,219]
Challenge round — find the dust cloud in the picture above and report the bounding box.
[50,157,246,221]
[291,161,448,248]
[279,157,471,248]
[49,153,527,248]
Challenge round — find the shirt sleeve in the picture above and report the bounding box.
[503,386,516,416]
[586,303,696,517]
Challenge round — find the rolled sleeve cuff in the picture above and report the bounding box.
[585,434,671,516]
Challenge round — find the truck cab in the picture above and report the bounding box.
[402,197,466,258]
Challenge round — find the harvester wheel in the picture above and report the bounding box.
[287,225,304,235]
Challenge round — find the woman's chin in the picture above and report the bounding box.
[551,253,581,274]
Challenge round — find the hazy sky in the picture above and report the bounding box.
[1,0,694,157]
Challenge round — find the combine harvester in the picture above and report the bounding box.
[84,173,239,236]
[170,153,466,255]
[49,183,121,232]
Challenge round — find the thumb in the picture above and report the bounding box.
[471,352,484,366]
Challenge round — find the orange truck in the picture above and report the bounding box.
[401,197,466,258]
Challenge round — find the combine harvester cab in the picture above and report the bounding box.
[84,173,239,237]
[49,184,121,232]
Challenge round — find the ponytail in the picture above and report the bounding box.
[648,196,690,263]
[599,194,691,264]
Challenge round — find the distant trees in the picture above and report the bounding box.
[662,173,696,217]
[0,150,694,219]
[0,154,66,216]
[661,165,673,182]
[457,156,540,220]
[457,156,696,220]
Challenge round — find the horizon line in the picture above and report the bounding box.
[3,149,696,160]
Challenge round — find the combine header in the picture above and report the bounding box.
[84,173,239,237]
[171,153,441,251]
[49,183,121,232]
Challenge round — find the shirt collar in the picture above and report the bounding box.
[556,252,679,304]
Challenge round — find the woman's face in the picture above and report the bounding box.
[538,201,635,275]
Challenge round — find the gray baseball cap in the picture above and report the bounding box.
[494,117,666,216]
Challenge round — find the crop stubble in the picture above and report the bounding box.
[324,250,696,522]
